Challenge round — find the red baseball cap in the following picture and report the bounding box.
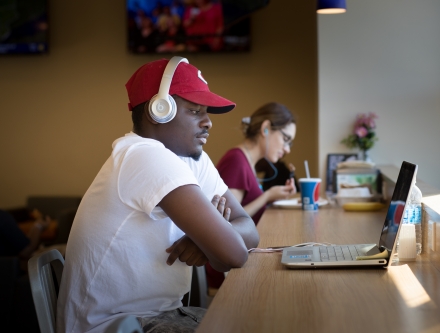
[125,58,236,114]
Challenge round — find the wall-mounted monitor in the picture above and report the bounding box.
[126,0,268,54]
[0,0,49,55]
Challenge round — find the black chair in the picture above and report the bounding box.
[0,256,21,332]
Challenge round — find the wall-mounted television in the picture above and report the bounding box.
[0,0,49,55]
[126,0,268,54]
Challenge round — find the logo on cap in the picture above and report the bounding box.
[198,70,207,84]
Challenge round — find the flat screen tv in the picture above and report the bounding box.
[0,0,49,55]
[126,0,269,54]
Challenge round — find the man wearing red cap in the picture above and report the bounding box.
[56,57,259,333]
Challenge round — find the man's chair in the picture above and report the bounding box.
[27,250,207,333]
[193,265,209,308]
[105,315,143,333]
[182,265,209,308]
[28,249,64,333]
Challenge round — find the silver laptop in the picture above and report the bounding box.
[281,161,418,269]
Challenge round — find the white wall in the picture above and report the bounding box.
[318,0,440,189]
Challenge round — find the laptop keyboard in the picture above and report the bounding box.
[319,246,364,261]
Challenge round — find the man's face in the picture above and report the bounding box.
[158,96,212,160]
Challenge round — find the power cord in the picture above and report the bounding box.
[248,242,335,253]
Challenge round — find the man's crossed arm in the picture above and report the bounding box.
[160,186,260,272]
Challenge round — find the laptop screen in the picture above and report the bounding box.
[378,161,418,252]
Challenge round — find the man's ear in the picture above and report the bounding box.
[143,103,158,125]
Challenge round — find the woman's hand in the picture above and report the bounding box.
[285,178,297,194]
[265,178,296,202]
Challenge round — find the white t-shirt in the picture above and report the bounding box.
[56,133,227,333]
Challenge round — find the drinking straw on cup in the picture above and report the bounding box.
[304,160,310,178]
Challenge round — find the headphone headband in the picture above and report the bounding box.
[157,57,189,100]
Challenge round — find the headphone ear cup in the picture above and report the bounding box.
[148,94,177,123]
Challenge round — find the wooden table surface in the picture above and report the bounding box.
[196,205,440,333]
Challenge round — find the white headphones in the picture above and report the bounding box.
[148,56,189,123]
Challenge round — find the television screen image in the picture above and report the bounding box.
[126,0,256,54]
[0,0,49,55]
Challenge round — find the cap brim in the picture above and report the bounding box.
[176,91,236,114]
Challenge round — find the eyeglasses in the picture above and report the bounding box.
[279,130,293,148]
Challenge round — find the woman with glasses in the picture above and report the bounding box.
[218,102,297,224]
[206,102,297,294]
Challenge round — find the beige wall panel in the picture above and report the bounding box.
[0,0,317,208]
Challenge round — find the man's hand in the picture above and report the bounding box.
[211,194,231,221]
[165,194,231,266]
[166,235,208,266]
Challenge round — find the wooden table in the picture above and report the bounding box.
[196,206,440,333]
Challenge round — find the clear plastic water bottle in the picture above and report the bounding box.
[402,185,422,255]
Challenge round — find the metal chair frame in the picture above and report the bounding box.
[28,249,64,333]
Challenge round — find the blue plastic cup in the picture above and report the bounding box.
[299,178,321,211]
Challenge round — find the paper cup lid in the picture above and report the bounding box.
[299,178,321,182]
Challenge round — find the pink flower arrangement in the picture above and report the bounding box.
[355,126,368,138]
[341,112,378,153]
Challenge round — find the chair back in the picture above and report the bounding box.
[193,265,208,308]
[28,249,64,333]
[105,315,142,333]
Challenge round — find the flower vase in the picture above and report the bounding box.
[359,150,371,162]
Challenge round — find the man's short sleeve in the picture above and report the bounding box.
[117,144,199,216]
